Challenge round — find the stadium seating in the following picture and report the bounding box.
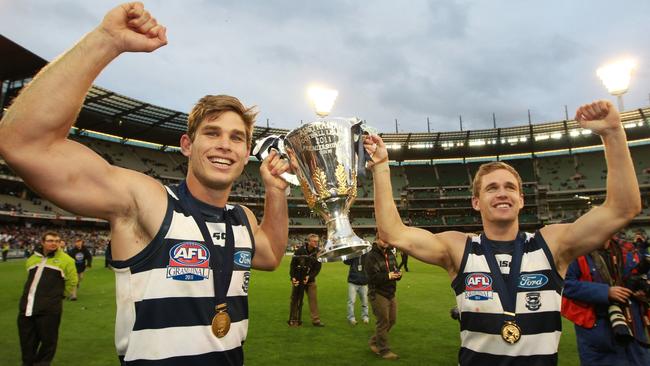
[2,121,649,248]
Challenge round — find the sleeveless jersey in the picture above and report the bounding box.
[110,185,255,365]
[451,231,563,366]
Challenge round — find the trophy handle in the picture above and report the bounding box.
[251,134,300,186]
[351,120,372,177]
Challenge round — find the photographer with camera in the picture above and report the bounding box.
[288,234,324,327]
[562,234,650,365]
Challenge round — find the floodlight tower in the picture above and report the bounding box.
[597,59,636,112]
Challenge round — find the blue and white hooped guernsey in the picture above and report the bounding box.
[110,185,255,366]
[450,231,564,366]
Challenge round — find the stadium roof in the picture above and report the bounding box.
[2,34,649,158]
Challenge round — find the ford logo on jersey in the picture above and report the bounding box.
[519,274,548,289]
[464,273,493,301]
[234,251,252,268]
[166,242,210,281]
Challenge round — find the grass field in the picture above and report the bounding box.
[0,256,580,365]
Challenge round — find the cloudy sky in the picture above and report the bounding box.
[1,0,648,133]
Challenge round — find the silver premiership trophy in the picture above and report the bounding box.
[252,87,371,262]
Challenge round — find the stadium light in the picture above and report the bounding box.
[308,86,338,117]
[597,58,636,111]
[469,139,486,147]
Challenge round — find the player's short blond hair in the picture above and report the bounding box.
[472,161,523,198]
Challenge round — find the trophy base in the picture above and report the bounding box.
[318,237,371,263]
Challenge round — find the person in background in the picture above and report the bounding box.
[18,231,77,365]
[104,240,111,268]
[1,241,9,262]
[288,233,324,327]
[365,237,401,360]
[344,252,369,326]
[633,230,648,253]
[67,238,93,300]
[562,235,650,365]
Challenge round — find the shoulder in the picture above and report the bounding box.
[539,224,569,245]
[238,205,258,226]
[112,168,167,218]
[438,231,472,252]
[538,223,571,257]
[439,230,471,242]
[58,250,75,263]
[111,179,168,252]
[367,249,381,260]
[53,251,75,268]
[25,254,38,267]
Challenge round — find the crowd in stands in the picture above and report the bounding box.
[0,224,109,257]
[1,137,649,248]
[231,179,264,197]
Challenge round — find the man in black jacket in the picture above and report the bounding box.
[288,234,324,326]
[67,239,93,300]
[365,237,401,360]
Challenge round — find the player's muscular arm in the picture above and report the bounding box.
[0,3,167,223]
[393,229,466,277]
[542,101,641,274]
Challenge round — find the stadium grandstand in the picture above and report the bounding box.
[1,34,649,259]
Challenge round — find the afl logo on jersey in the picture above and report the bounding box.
[234,251,252,268]
[169,242,210,266]
[465,273,493,301]
[166,242,211,281]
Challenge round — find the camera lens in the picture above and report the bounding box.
[608,304,634,344]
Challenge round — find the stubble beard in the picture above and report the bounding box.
[192,159,246,193]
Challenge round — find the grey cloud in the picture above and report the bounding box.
[1,0,648,135]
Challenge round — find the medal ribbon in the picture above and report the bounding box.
[179,182,236,318]
[480,232,525,322]
[351,120,370,177]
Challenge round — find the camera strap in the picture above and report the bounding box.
[590,251,614,285]
[351,120,371,177]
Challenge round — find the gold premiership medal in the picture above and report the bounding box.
[501,320,521,344]
[211,303,231,338]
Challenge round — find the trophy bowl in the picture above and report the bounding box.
[282,118,372,262]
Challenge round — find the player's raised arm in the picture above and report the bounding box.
[0,2,167,221]
[365,135,465,275]
[542,100,641,274]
